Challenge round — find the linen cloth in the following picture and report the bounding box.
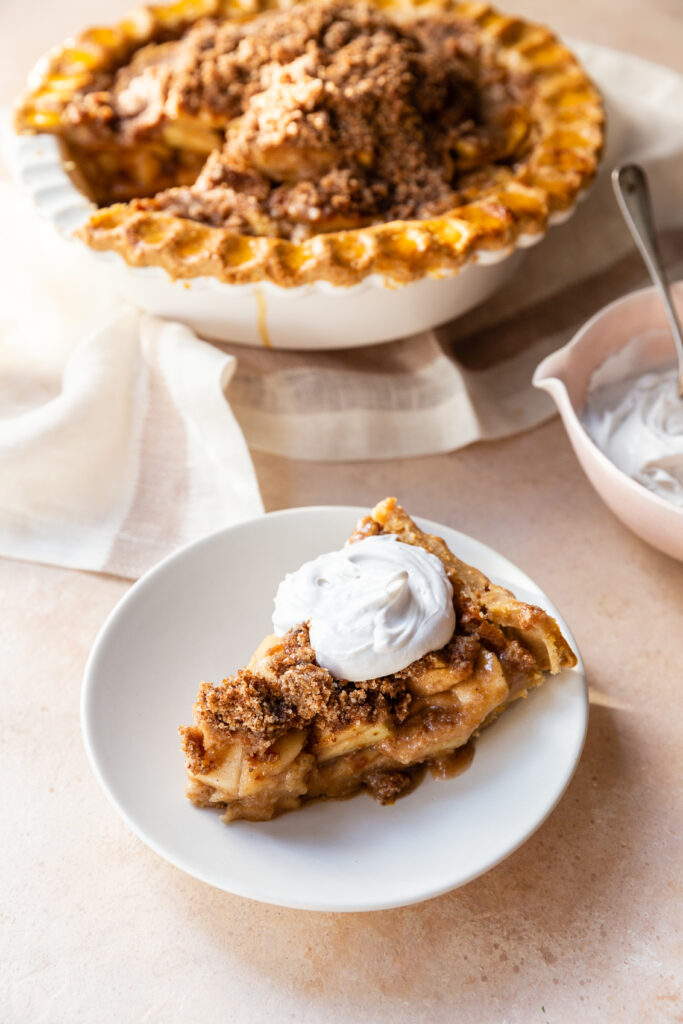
[0,188,263,578]
[1,42,682,578]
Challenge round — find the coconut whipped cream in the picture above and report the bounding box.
[582,360,683,507]
[272,534,455,682]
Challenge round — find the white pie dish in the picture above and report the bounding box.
[11,132,576,351]
[81,505,587,912]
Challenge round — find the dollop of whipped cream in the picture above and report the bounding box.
[272,534,455,682]
[582,363,683,507]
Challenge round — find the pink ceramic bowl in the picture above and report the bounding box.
[533,282,683,562]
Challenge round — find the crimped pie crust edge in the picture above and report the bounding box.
[15,0,605,288]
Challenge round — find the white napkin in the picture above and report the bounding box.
[0,184,263,578]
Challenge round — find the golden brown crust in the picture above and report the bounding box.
[179,498,577,821]
[15,0,604,288]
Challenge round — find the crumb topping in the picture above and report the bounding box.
[64,0,532,239]
[191,587,541,757]
[194,623,413,755]
[179,723,213,776]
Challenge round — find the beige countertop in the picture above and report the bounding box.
[2,2,682,1022]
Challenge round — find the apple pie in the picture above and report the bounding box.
[15,0,604,286]
[179,498,576,822]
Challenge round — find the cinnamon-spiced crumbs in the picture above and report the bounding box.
[178,724,213,775]
[66,0,532,238]
[194,623,412,755]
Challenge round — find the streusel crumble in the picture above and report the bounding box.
[63,0,533,239]
[16,0,604,286]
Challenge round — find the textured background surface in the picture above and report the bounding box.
[2,2,682,1022]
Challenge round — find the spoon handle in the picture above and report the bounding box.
[612,163,683,395]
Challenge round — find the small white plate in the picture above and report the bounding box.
[82,507,587,912]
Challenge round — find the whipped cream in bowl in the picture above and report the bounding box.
[533,282,683,562]
[582,362,683,506]
[273,533,455,681]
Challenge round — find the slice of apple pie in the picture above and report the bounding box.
[180,498,576,822]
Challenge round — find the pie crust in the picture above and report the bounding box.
[179,498,577,822]
[15,0,604,288]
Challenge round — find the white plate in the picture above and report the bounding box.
[82,507,587,912]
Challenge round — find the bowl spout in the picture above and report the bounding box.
[532,351,570,407]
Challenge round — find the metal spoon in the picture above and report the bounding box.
[612,163,683,397]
